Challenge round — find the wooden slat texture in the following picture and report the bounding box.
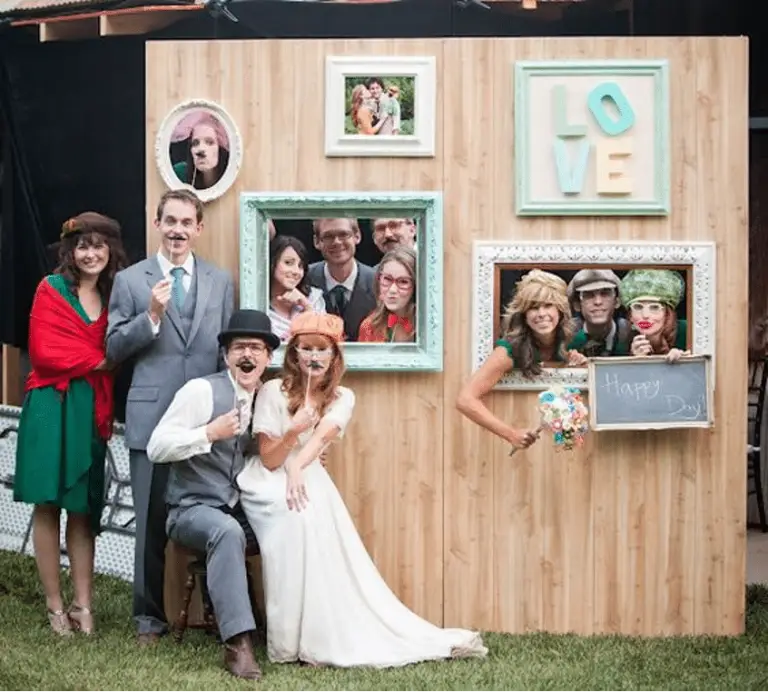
[146,36,748,636]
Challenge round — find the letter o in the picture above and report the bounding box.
[588,82,635,136]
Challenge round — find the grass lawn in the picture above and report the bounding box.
[1,549,768,690]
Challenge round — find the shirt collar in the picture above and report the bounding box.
[324,261,357,292]
[585,319,617,351]
[227,370,256,406]
[156,250,195,278]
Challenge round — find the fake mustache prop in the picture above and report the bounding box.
[236,358,256,373]
[166,233,188,242]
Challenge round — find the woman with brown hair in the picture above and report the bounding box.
[13,212,128,635]
[358,246,416,343]
[238,312,487,668]
[456,269,587,450]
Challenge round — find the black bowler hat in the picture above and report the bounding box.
[218,309,281,350]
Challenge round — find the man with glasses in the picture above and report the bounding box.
[566,269,632,358]
[146,309,280,681]
[307,217,376,341]
[371,217,416,267]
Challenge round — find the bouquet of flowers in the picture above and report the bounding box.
[509,385,590,456]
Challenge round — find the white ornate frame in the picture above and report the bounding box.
[240,190,444,372]
[324,55,437,158]
[154,98,243,204]
[471,240,716,391]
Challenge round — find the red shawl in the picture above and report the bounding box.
[26,278,114,440]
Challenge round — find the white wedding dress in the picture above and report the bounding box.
[237,378,487,668]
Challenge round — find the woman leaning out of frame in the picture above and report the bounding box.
[456,269,588,452]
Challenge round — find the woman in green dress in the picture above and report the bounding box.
[619,269,690,362]
[456,269,588,451]
[14,212,127,635]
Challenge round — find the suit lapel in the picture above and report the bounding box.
[188,259,211,347]
[145,255,185,342]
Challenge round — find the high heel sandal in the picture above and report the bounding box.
[47,609,73,636]
[67,604,95,635]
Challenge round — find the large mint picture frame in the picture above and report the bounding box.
[239,191,444,372]
[514,59,670,216]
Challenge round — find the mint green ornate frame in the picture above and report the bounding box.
[514,59,670,216]
[239,191,444,372]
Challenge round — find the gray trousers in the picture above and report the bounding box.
[130,449,170,635]
[167,502,257,643]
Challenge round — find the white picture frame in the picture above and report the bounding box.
[471,240,717,391]
[324,55,437,158]
[154,98,243,204]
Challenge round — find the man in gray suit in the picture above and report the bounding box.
[106,189,234,644]
[146,309,279,680]
[308,217,376,341]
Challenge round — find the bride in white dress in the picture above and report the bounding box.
[237,312,487,668]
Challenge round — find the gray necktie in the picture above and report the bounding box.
[170,266,187,310]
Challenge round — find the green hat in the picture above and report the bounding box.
[619,269,684,309]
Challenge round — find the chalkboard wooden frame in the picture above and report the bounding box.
[587,355,714,431]
[471,240,716,391]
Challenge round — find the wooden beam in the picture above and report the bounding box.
[1,345,21,407]
[39,17,99,42]
[99,8,198,37]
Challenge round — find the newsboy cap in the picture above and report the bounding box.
[567,269,621,303]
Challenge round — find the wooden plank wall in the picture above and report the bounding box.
[146,36,748,636]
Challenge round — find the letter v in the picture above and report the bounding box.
[553,137,590,195]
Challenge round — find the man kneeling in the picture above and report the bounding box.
[147,309,279,680]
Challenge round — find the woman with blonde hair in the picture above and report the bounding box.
[358,246,416,343]
[456,269,587,450]
[349,84,388,135]
[619,269,689,362]
[238,312,487,668]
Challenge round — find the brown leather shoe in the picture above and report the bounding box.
[224,633,262,680]
[136,632,161,646]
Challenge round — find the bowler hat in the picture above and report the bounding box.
[218,309,280,350]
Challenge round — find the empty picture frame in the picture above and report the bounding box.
[471,240,716,390]
[240,191,444,371]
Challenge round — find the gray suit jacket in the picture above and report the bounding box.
[307,260,376,341]
[106,254,234,451]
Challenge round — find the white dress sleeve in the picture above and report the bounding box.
[309,286,327,314]
[252,379,287,439]
[321,387,356,439]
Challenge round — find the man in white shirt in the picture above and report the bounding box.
[147,308,279,681]
[106,189,234,644]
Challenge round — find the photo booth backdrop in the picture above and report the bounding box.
[146,37,748,637]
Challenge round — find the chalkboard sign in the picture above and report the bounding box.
[587,355,714,431]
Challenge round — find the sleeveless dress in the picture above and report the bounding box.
[237,378,487,668]
[13,274,107,534]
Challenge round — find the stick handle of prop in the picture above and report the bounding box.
[304,369,312,409]
[508,424,544,457]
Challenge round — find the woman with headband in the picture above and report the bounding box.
[457,269,588,450]
[237,312,487,668]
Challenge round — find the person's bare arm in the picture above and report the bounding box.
[456,346,538,449]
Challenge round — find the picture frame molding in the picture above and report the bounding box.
[471,240,716,391]
[514,59,671,216]
[324,55,437,158]
[240,190,444,372]
[154,98,244,204]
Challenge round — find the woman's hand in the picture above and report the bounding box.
[504,427,539,450]
[630,334,653,356]
[285,463,308,512]
[276,288,309,310]
[665,348,690,363]
[290,406,319,436]
[567,350,589,367]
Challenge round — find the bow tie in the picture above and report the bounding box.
[387,314,413,333]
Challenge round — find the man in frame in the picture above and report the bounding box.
[106,188,235,644]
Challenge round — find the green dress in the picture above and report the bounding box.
[13,274,107,535]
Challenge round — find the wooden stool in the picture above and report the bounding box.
[172,542,265,643]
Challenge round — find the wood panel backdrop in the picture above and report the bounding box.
[146,36,748,636]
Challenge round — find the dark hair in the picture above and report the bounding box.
[365,77,385,90]
[55,212,128,300]
[155,189,204,224]
[269,235,311,298]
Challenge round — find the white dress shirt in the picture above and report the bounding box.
[147,371,255,464]
[148,250,196,335]
[324,261,358,298]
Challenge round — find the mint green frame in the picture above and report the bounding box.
[239,191,444,372]
[514,59,670,216]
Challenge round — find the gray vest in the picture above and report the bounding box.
[170,268,198,337]
[165,369,251,509]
